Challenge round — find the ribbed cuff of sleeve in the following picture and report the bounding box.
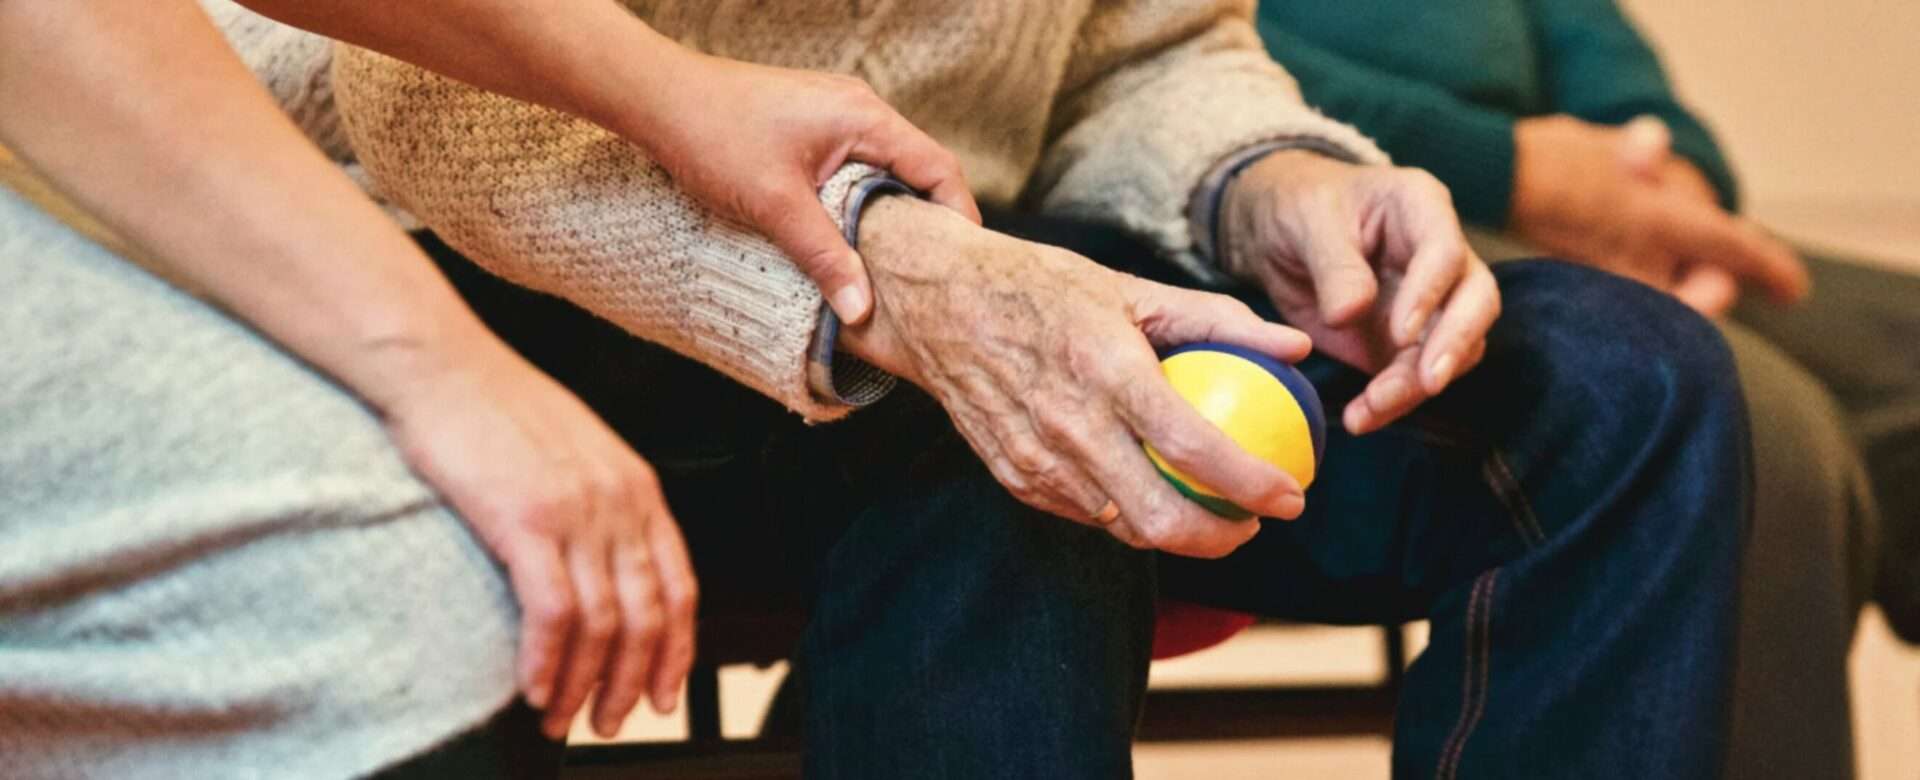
[804,174,914,409]
[1188,137,1376,282]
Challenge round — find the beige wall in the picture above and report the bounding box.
[1621,0,1920,260]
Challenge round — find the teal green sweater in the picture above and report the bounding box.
[1256,0,1739,228]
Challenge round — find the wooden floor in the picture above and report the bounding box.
[572,612,1920,778]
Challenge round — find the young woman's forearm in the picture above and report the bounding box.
[231,0,690,143]
[0,0,501,411]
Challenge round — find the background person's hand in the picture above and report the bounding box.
[1615,115,1740,313]
[372,338,699,741]
[1220,151,1501,436]
[619,52,982,325]
[840,197,1314,559]
[1510,114,1807,316]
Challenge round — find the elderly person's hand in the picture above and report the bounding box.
[840,197,1313,559]
[1219,151,1500,435]
[1510,114,1807,316]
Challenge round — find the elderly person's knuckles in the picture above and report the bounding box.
[1395,166,1452,201]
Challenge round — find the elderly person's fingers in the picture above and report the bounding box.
[1414,259,1500,394]
[1131,284,1313,362]
[1076,413,1264,557]
[1102,280,1314,523]
[1113,372,1305,521]
[1301,236,1381,328]
[1343,347,1427,436]
[1385,227,1470,349]
[1366,169,1472,349]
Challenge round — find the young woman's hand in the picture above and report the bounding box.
[616,51,981,324]
[373,338,698,741]
[0,0,698,741]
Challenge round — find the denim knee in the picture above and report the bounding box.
[1477,261,1752,546]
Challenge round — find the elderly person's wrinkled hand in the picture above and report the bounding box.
[840,197,1314,559]
[1219,150,1501,435]
[1511,114,1807,316]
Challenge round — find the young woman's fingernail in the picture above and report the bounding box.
[831,284,870,323]
[1427,354,1458,390]
[527,684,550,710]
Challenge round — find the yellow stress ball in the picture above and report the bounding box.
[1144,342,1325,520]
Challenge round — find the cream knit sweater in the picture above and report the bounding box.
[327,0,1388,421]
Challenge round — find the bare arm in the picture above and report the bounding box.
[0,0,482,403]
[231,0,682,146]
[0,0,698,739]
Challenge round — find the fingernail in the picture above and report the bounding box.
[831,283,870,324]
[1426,354,1458,391]
[1373,375,1411,408]
[1276,492,1305,519]
[1400,309,1430,345]
[1344,402,1370,434]
[596,716,620,739]
[527,684,550,710]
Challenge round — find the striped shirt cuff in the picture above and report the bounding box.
[1188,137,1374,276]
[805,174,917,408]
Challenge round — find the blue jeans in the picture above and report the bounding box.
[426,217,1752,779]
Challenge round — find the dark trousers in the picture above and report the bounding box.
[1732,255,1920,640]
[403,214,1752,780]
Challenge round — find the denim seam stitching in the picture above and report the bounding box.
[1436,569,1498,780]
[1482,449,1547,548]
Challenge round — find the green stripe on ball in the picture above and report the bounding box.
[1156,467,1257,521]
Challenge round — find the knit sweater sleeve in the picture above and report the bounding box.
[330,44,893,423]
[1025,0,1387,283]
[1530,0,1741,211]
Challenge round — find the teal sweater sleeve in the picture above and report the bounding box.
[1528,0,1741,210]
[1254,17,1522,228]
